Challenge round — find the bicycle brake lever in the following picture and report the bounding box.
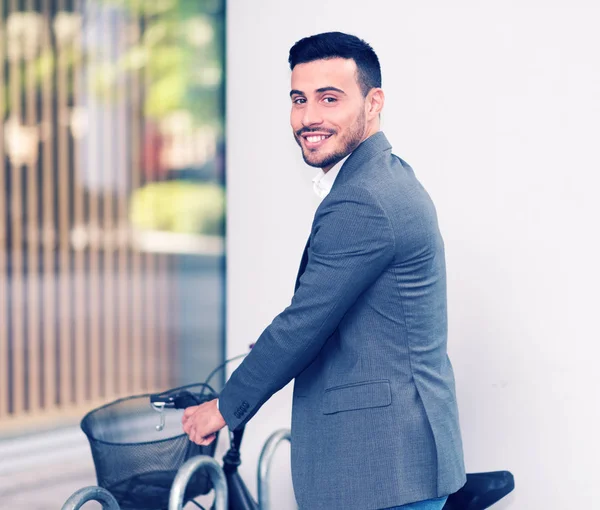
[151,402,166,431]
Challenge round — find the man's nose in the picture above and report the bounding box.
[302,102,323,127]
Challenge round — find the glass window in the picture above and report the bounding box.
[0,0,225,438]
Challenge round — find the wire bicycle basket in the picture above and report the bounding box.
[81,383,218,510]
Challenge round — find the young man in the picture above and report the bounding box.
[183,32,466,510]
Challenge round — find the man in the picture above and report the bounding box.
[183,32,466,510]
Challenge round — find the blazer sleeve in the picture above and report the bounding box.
[217,184,395,430]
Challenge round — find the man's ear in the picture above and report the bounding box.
[366,88,385,120]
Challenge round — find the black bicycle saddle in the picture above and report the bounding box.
[442,471,515,510]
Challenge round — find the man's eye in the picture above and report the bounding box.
[293,98,306,105]
[323,97,337,103]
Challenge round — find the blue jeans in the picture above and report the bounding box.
[383,496,448,510]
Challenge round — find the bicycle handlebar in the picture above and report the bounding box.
[150,382,217,408]
[150,390,212,409]
[149,383,217,431]
[149,351,249,412]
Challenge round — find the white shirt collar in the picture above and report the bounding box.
[312,155,350,199]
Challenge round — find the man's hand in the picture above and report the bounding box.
[182,399,226,446]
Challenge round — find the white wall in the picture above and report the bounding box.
[226,2,600,508]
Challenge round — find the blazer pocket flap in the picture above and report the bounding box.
[322,380,391,415]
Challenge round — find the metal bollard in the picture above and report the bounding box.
[257,429,291,510]
[61,486,121,510]
[169,455,228,510]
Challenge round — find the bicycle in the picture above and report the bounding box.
[80,354,257,510]
[77,352,515,510]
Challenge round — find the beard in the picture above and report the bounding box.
[295,110,366,169]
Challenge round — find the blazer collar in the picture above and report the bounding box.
[333,131,392,188]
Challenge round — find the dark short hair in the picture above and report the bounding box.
[288,32,381,96]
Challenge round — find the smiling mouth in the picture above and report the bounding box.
[302,133,333,148]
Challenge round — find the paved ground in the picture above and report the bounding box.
[0,427,101,510]
[1,463,101,510]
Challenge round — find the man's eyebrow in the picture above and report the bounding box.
[316,86,346,95]
[289,86,346,97]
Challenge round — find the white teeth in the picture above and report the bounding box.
[306,135,327,143]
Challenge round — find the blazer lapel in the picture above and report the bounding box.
[292,133,391,293]
[294,236,310,292]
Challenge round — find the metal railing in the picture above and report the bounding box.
[61,486,121,510]
[61,455,228,510]
[169,455,228,510]
[257,428,292,510]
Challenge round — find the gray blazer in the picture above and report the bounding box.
[219,132,466,509]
